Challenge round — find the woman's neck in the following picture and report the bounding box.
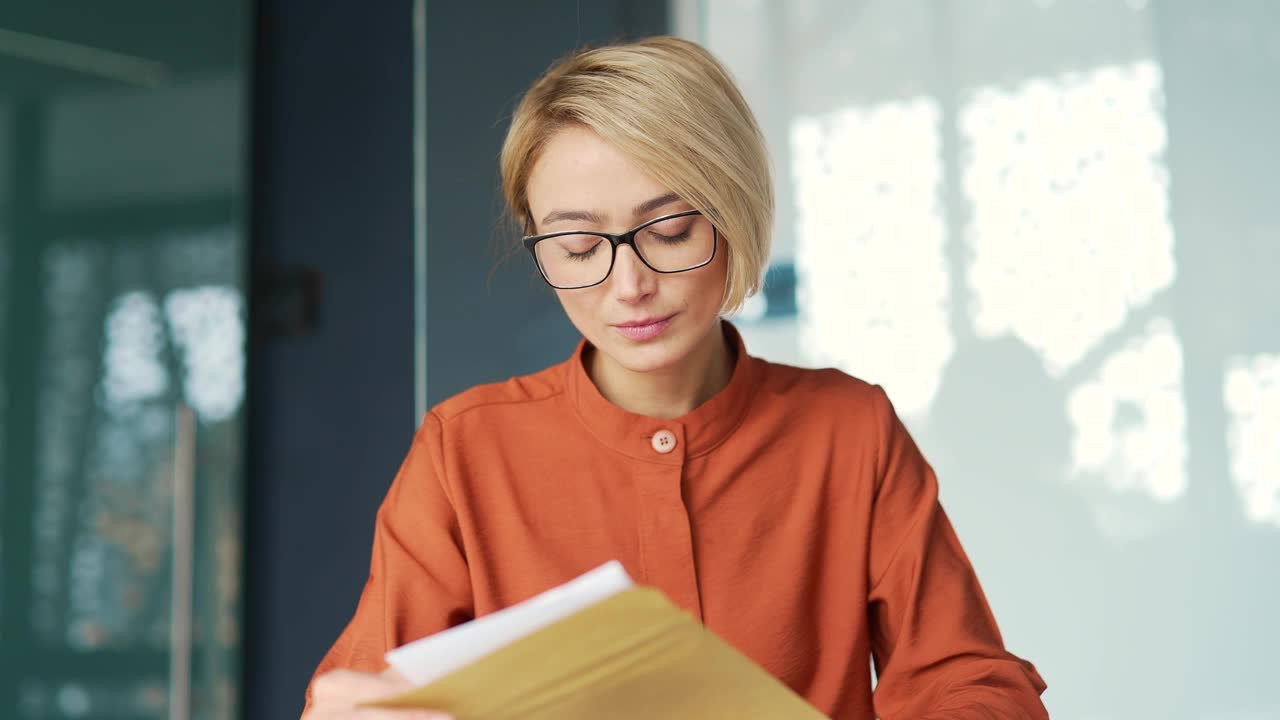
[586,323,735,419]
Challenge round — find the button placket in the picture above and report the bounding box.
[633,424,701,620]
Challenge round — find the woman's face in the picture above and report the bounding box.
[525,126,729,375]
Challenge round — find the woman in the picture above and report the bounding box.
[302,36,1048,719]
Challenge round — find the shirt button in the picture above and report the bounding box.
[650,429,677,454]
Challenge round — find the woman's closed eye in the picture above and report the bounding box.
[646,228,691,244]
[644,219,694,244]
[558,236,604,261]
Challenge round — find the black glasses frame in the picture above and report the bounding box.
[522,209,718,289]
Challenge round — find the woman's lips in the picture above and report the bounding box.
[613,315,674,341]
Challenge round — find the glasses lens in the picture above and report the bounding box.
[534,233,612,288]
[634,213,716,272]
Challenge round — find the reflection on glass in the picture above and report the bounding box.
[960,61,1176,377]
[1225,353,1280,526]
[791,98,953,419]
[32,244,102,643]
[2,5,250,717]
[101,291,171,414]
[31,231,244,657]
[18,677,167,719]
[165,286,245,423]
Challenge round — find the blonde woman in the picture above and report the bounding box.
[302,36,1048,720]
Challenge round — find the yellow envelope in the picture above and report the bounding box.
[367,586,827,719]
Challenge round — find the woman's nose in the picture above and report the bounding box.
[609,244,657,303]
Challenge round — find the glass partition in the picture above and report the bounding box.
[0,4,250,718]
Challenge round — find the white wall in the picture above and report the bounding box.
[679,1,1280,717]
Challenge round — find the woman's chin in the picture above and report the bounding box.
[596,332,689,375]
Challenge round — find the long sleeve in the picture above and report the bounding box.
[865,387,1048,720]
[301,411,474,713]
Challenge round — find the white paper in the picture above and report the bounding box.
[385,560,634,686]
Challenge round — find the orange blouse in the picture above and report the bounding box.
[304,322,1047,719]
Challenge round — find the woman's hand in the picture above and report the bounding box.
[302,667,452,720]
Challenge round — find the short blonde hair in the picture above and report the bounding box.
[499,36,773,314]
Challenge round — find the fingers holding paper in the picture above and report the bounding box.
[302,668,453,720]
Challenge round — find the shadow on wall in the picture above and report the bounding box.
[925,337,1105,712]
[924,332,1280,719]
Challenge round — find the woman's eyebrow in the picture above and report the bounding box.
[541,208,605,226]
[540,192,683,227]
[632,192,682,218]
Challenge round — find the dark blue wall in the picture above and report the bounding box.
[245,2,665,718]
[423,1,668,407]
[245,1,415,717]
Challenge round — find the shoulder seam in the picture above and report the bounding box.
[433,387,567,423]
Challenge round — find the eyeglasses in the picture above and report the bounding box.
[522,209,718,290]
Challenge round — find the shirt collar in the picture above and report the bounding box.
[563,320,762,465]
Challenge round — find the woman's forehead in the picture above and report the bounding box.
[531,130,657,191]
[527,128,682,226]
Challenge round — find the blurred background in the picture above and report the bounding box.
[0,0,1275,718]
